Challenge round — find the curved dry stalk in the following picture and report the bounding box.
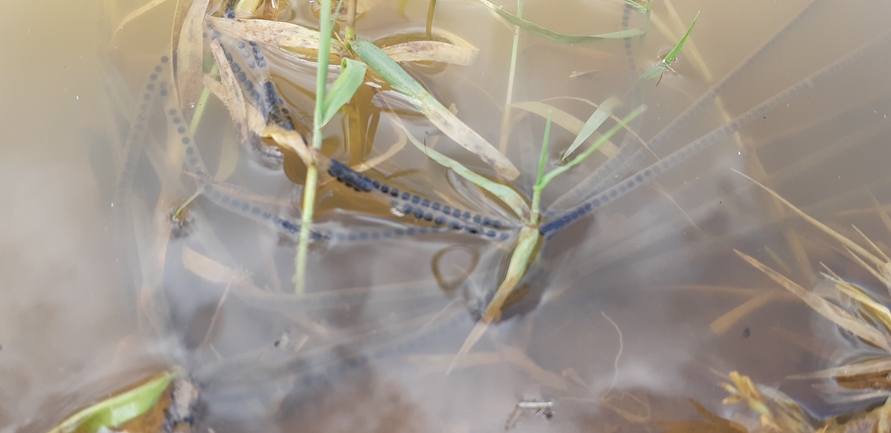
[736,249,891,353]
[736,170,886,273]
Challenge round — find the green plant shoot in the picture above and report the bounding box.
[295,0,336,294]
[48,369,178,433]
[560,97,620,162]
[349,36,520,180]
[477,0,645,44]
[632,11,700,89]
[447,105,646,370]
[320,58,368,127]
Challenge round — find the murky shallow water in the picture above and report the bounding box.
[3,0,891,431]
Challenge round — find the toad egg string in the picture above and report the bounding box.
[545,0,824,216]
[131,55,516,243]
[112,56,171,209]
[541,26,891,236]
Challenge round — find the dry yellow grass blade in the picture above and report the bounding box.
[350,119,407,172]
[821,397,891,433]
[788,358,891,381]
[721,372,814,433]
[208,16,342,53]
[112,0,174,41]
[736,250,891,352]
[710,292,778,337]
[182,244,241,283]
[170,0,195,51]
[175,0,211,109]
[830,276,891,333]
[853,224,891,263]
[262,125,313,166]
[208,40,247,138]
[735,170,885,271]
[448,318,491,374]
[383,40,479,66]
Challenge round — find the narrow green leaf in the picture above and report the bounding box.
[561,97,619,162]
[320,58,367,127]
[477,0,645,44]
[540,105,646,189]
[49,369,177,433]
[631,11,699,90]
[622,0,650,13]
[351,37,520,180]
[664,11,699,64]
[511,101,619,157]
[536,111,552,195]
[530,110,553,222]
[398,123,529,219]
[631,64,664,89]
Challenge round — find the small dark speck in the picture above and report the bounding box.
[719,200,722,204]
[273,339,281,347]
[763,117,767,119]
[743,327,751,338]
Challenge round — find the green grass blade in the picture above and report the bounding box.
[320,58,367,127]
[398,123,529,219]
[477,0,644,44]
[49,370,177,433]
[540,105,646,189]
[631,65,664,89]
[621,0,650,13]
[536,110,552,193]
[631,11,699,89]
[511,101,619,157]
[530,110,553,223]
[560,97,619,162]
[664,11,699,64]
[351,36,520,179]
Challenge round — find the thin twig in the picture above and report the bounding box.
[601,311,623,396]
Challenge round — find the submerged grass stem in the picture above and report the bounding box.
[295,0,336,294]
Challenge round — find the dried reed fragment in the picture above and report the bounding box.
[175,0,211,110]
[383,40,479,65]
[721,371,814,433]
[736,250,891,352]
[208,16,343,53]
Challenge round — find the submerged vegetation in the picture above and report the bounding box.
[34,0,891,430]
[657,175,891,432]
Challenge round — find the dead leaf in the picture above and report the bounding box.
[182,244,240,283]
[383,41,479,66]
[208,16,343,53]
[262,124,313,166]
[208,39,248,141]
[721,372,814,433]
[175,0,211,111]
